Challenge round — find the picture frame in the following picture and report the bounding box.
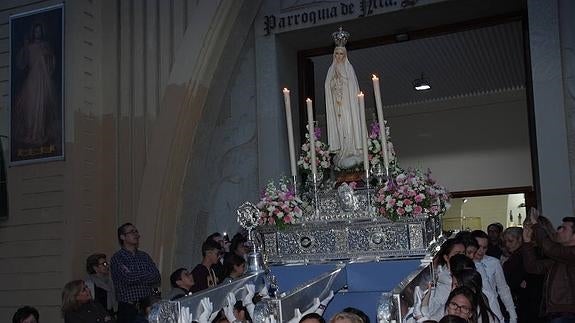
[9,4,64,165]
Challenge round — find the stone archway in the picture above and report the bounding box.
[134,0,262,284]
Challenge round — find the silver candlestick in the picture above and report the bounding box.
[365,169,372,216]
[236,201,265,274]
[371,162,387,187]
[312,173,320,218]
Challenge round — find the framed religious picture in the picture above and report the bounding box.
[9,4,64,165]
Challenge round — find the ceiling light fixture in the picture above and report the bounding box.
[413,73,431,91]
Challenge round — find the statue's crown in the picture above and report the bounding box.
[332,27,349,47]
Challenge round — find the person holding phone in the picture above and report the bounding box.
[522,208,575,322]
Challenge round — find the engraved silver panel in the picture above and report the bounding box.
[257,216,437,263]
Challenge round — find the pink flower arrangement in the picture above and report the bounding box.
[297,125,331,175]
[374,166,450,221]
[256,178,303,228]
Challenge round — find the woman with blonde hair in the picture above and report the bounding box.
[61,280,115,323]
[329,311,364,323]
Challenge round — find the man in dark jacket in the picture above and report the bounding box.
[522,209,575,323]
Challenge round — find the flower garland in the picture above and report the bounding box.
[374,166,450,221]
[256,177,303,228]
[367,121,396,168]
[297,125,331,175]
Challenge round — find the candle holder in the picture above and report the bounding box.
[312,173,320,218]
[292,175,298,197]
[365,170,372,216]
[371,163,387,187]
[236,201,265,274]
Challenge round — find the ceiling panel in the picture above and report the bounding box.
[311,21,525,108]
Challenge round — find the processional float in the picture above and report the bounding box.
[149,27,449,323]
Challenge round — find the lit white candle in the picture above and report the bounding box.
[372,74,389,171]
[305,98,318,178]
[282,88,297,177]
[358,92,370,176]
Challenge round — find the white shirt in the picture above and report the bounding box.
[476,255,517,323]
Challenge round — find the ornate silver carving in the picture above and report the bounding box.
[236,201,260,233]
[237,201,265,273]
[148,301,179,323]
[337,183,358,211]
[257,216,436,263]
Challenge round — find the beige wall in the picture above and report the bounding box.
[0,0,260,321]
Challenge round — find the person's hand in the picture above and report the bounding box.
[243,284,256,318]
[316,290,334,314]
[259,285,270,299]
[529,207,540,224]
[243,284,256,305]
[178,306,192,323]
[302,297,321,315]
[196,297,213,323]
[523,225,533,243]
[286,308,302,323]
[223,293,237,323]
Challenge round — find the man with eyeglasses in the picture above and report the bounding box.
[522,209,575,323]
[85,253,117,316]
[110,223,161,323]
[191,240,222,293]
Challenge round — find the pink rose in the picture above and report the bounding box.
[413,205,423,215]
[403,199,412,206]
[397,207,405,216]
[283,214,292,223]
[414,193,425,203]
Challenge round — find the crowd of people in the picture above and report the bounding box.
[11,208,575,323]
[407,209,575,323]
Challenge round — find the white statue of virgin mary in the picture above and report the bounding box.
[324,28,363,169]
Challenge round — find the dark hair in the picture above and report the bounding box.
[86,253,106,274]
[137,295,161,315]
[445,286,478,323]
[452,269,482,293]
[449,254,476,274]
[471,230,488,240]
[439,315,467,323]
[434,238,464,268]
[117,222,134,246]
[300,312,326,323]
[211,309,227,323]
[202,239,222,257]
[230,233,247,255]
[170,267,187,288]
[454,231,479,249]
[223,253,246,278]
[342,307,370,323]
[233,300,252,322]
[12,306,39,323]
[487,223,503,233]
[563,217,575,231]
[206,232,222,243]
[451,270,496,322]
